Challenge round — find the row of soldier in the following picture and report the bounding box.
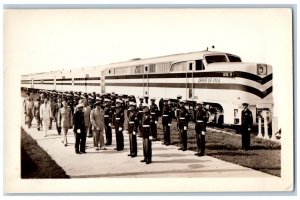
[23,90,212,165]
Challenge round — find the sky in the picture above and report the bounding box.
[4,8,292,75]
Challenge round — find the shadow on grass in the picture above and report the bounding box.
[207,151,257,157]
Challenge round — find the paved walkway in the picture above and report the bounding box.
[22,118,279,179]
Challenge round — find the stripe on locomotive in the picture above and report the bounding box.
[105,82,272,99]
[105,71,272,85]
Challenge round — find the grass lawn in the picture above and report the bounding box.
[157,121,281,177]
[21,127,69,178]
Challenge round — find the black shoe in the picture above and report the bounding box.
[37,128,40,131]
[75,151,81,154]
[114,148,117,150]
[128,154,132,156]
[182,148,187,151]
[140,159,146,162]
[195,153,200,156]
[105,143,111,145]
[178,147,183,150]
[199,154,204,157]
[64,144,67,147]
[146,161,151,164]
[166,143,170,146]
[131,154,137,158]
[88,135,92,138]
[81,151,86,154]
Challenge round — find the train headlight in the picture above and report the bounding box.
[257,64,267,75]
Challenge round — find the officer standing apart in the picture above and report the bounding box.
[113,99,125,151]
[194,101,208,156]
[241,103,253,151]
[127,102,138,157]
[90,100,106,151]
[73,103,86,154]
[140,103,152,164]
[149,97,159,141]
[178,100,189,151]
[161,99,172,146]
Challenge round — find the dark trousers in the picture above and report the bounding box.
[138,120,143,137]
[75,130,87,152]
[49,117,53,129]
[115,125,124,150]
[163,124,170,144]
[35,116,42,130]
[179,129,187,149]
[129,133,137,156]
[196,132,205,155]
[56,119,61,134]
[241,127,250,150]
[104,124,112,145]
[150,122,157,139]
[142,137,152,161]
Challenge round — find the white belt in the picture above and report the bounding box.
[104,115,109,117]
[129,121,135,124]
[139,111,143,113]
[180,117,185,120]
[115,118,120,120]
[163,115,169,117]
[151,112,155,114]
[197,120,203,123]
[143,125,150,127]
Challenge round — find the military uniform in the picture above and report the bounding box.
[140,104,152,164]
[194,103,208,156]
[127,102,138,157]
[149,98,159,141]
[161,100,172,145]
[113,100,124,151]
[241,103,253,151]
[73,103,86,154]
[178,101,189,151]
[137,98,144,137]
[33,98,42,131]
[103,99,113,145]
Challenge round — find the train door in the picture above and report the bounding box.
[186,61,195,99]
[143,65,149,97]
[31,78,34,89]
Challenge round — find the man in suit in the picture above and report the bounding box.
[57,99,72,146]
[73,103,86,154]
[241,103,253,151]
[90,100,106,151]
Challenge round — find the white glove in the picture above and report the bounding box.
[202,131,206,135]
[133,131,136,135]
[77,129,81,134]
[168,123,171,126]
[149,136,153,140]
[248,128,251,131]
[119,127,122,131]
[109,123,111,127]
[184,126,187,131]
[155,121,157,124]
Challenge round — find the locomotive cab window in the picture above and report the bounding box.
[205,55,228,64]
[196,60,205,70]
[227,54,242,62]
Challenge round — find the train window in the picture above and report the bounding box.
[145,66,148,72]
[149,64,155,73]
[189,63,193,71]
[135,65,143,74]
[227,55,242,62]
[196,60,205,70]
[205,55,228,64]
[115,68,123,75]
[170,62,186,72]
[109,70,111,74]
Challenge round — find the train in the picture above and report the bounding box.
[21,50,273,127]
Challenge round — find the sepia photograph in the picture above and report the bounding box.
[3,5,295,193]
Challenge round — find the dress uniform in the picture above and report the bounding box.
[161,99,172,145]
[33,97,42,131]
[140,103,152,164]
[178,100,189,151]
[127,102,138,157]
[241,103,253,151]
[113,99,125,151]
[149,98,159,141]
[53,98,63,135]
[176,95,182,129]
[24,97,34,128]
[57,100,72,146]
[194,101,208,156]
[137,97,144,137]
[103,99,113,145]
[73,103,86,154]
[90,100,106,150]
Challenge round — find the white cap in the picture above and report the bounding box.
[116,99,123,104]
[76,103,84,108]
[142,103,149,107]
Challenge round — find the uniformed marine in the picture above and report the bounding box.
[194,101,208,156]
[113,99,125,151]
[140,103,152,164]
[241,103,253,151]
[127,102,138,157]
[137,97,144,137]
[177,100,189,151]
[149,97,159,141]
[103,99,113,145]
[161,99,172,145]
